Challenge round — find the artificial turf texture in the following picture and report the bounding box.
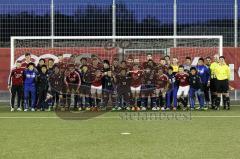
[0,103,240,159]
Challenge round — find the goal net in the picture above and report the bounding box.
[11,36,223,68]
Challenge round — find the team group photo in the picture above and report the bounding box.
[8,52,232,112]
[0,0,240,159]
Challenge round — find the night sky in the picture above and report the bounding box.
[0,0,238,24]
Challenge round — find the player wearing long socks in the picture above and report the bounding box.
[155,67,169,111]
[64,64,81,111]
[209,54,219,109]
[129,64,142,111]
[214,56,231,110]
[175,65,190,110]
[141,67,156,111]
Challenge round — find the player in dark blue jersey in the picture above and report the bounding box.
[196,58,210,106]
[23,63,38,111]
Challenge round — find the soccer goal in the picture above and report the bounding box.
[10,36,223,68]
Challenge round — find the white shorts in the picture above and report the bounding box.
[131,86,141,94]
[91,85,102,95]
[177,85,190,97]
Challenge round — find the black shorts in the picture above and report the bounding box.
[80,85,91,95]
[141,85,156,96]
[210,78,217,92]
[216,79,229,93]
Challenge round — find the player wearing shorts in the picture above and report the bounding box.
[49,65,64,110]
[64,64,81,111]
[102,70,117,110]
[79,65,92,110]
[209,54,219,109]
[214,56,231,110]
[130,64,142,111]
[175,65,190,110]
[155,67,169,111]
[90,58,103,110]
[140,67,156,111]
[115,69,131,110]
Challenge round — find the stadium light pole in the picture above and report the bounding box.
[173,0,177,47]
[51,0,54,48]
[234,0,238,102]
[112,0,116,43]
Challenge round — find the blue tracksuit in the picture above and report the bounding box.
[189,74,204,108]
[23,69,37,109]
[196,65,210,84]
[166,73,178,108]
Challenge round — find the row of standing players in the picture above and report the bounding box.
[8,53,231,112]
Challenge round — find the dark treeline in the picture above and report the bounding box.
[0,3,236,47]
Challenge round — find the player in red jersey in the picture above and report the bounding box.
[142,53,157,69]
[64,64,81,110]
[21,52,33,68]
[129,64,142,111]
[155,67,169,111]
[8,60,25,111]
[89,57,103,110]
[140,67,157,111]
[175,65,190,110]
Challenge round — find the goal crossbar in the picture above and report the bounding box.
[10,35,223,68]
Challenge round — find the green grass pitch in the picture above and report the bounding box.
[0,103,240,159]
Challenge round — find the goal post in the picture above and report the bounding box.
[10,35,223,68]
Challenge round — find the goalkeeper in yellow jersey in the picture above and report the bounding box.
[214,56,231,110]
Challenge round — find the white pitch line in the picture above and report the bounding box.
[121,132,131,135]
[0,116,240,119]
